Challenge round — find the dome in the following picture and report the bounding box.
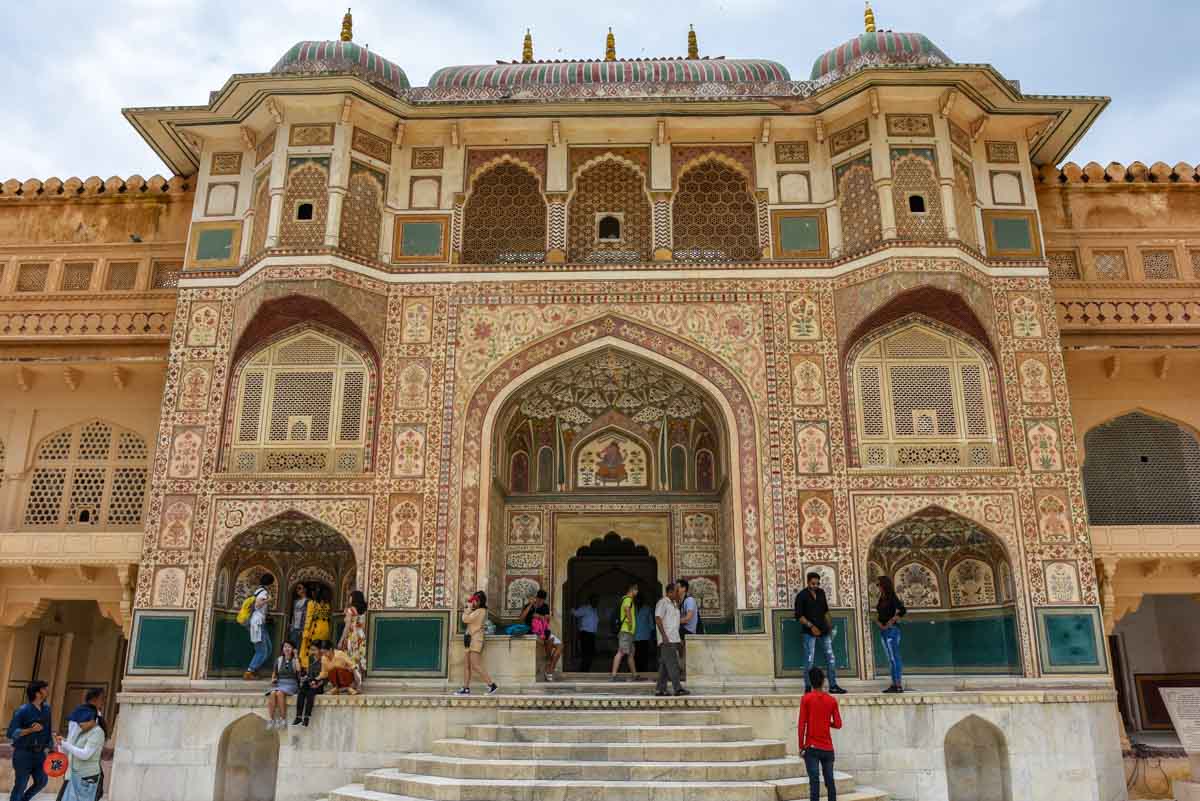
[271,40,410,94]
[428,58,790,90]
[810,31,951,82]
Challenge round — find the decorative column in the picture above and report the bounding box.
[324,120,352,247]
[651,191,673,261]
[932,114,960,240]
[867,115,897,240]
[826,204,844,259]
[264,124,288,248]
[450,193,466,263]
[1098,556,1121,635]
[755,189,771,260]
[545,193,568,263]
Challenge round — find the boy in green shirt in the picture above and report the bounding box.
[609,584,643,681]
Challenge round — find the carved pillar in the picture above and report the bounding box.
[450,193,466,263]
[264,123,287,248]
[324,122,351,248]
[1098,557,1120,634]
[826,204,844,259]
[651,191,673,261]
[755,189,771,260]
[117,564,138,638]
[868,115,897,240]
[0,625,17,721]
[545,192,568,263]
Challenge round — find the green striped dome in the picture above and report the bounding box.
[811,32,951,81]
[272,41,410,93]
[429,58,790,90]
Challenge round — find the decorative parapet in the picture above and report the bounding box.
[0,309,174,339]
[1056,299,1200,329]
[0,531,144,565]
[1090,524,1200,559]
[1037,161,1200,186]
[0,174,190,200]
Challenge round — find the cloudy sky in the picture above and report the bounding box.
[0,0,1193,179]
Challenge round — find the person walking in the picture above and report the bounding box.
[876,575,907,693]
[266,641,301,729]
[294,641,326,727]
[7,680,52,801]
[609,583,640,682]
[53,706,104,801]
[57,688,109,801]
[798,667,842,801]
[288,583,311,661]
[570,595,599,672]
[794,572,846,694]
[654,583,689,697]
[339,590,368,685]
[244,573,274,680]
[677,578,700,679]
[454,592,498,695]
[633,597,655,673]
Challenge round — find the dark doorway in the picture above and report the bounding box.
[563,532,661,674]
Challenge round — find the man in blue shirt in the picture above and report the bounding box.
[8,680,52,801]
[633,598,655,672]
[571,595,599,672]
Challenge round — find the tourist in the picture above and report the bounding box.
[794,572,846,694]
[515,592,540,636]
[266,641,301,730]
[609,583,640,682]
[318,641,360,695]
[653,583,688,697]
[294,643,326,727]
[53,706,104,801]
[633,596,655,672]
[6,680,51,801]
[876,575,907,693]
[244,573,274,680]
[57,688,109,801]
[339,589,368,685]
[288,583,310,659]
[677,578,700,678]
[455,592,498,695]
[570,595,599,672]
[300,585,332,668]
[798,666,842,801]
[528,590,562,681]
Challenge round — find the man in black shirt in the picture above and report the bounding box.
[794,573,846,694]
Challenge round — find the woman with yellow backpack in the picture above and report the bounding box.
[239,573,274,680]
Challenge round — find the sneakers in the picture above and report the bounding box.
[301,717,310,727]
[675,689,691,696]
[243,671,256,680]
[486,683,499,695]
[609,675,621,682]
[830,686,848,695]
[883,685,903,694]
[453,687,471,695]
[655,691,669,697]
[544,672,555,682]
[292,717,302,726]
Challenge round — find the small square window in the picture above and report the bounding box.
[907,194,927,214]
[295,201,315,221]
[594,212,624,243]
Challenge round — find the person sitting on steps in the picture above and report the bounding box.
[528,589,562,681]
[317,641,360,696]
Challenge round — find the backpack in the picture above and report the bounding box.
[610,604,624,635]
[236,590,259,626]
[531,615,549,639]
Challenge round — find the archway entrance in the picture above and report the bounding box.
[563,532,662,673]
[866,507,1020,676]
[208,513,356,677]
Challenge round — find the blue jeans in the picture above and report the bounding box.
[10,749,48,801]
[803,747,836,801]
[248,629,272,672]
[801,631,840,689]
[62,772,101,801]
[880,625,902,686]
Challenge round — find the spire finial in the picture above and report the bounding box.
[522,28,533,63]
[341,8,353,41]
[687,24,699,59]
[864,1,876,33]
[605,27,616,61]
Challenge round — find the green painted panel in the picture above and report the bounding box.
[738,611,764,634]
[196,228,234,261]
[400,222,445,257]
[779,216,820,253]
[370,615,446,674]
[774,609,856,678]
[1044,613,1099,667]
[871,608,1020,674]
[132,616,189,670]
[992,217,1032,252]
[700,618,734,635]
[209,612,284,675]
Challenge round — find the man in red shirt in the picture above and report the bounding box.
[797,667,842,801]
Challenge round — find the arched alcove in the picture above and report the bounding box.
[944,715,1012,801]
[867,507,1020,675]
[214,714,279,801]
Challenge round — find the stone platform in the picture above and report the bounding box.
[110,685,1127,801]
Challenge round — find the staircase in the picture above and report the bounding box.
[330,704,889,801]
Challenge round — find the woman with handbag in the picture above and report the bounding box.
[454,592,498,696]
[53,706,104,801]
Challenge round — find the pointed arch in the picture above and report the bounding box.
[672,157,760,261]
[566,155,652,262]
[462,159,547,263]
[944,714,1012,801]
[453,316,764,609]
[214,714,279,801]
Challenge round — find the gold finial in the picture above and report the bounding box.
[687,24,699,59]
[605,27,616,61]
[341,8,353,41]
[864,1,876,33]
[522,28,533,63]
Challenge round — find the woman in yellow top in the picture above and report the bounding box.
[338,590,368,678]
[453,591,498,696]
[300,585,332,664]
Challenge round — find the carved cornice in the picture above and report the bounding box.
[1057,299,1200,329]
[0,175,191,201]
[1038,161,1200,187]
[0,310,174,339]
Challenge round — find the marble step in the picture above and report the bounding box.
[497,708,722,727]
[332,781,889,801]
[357,770,781,801]
[392,754,807,782]
[773,778,890,801]
[432,737,788,762]
[464,722,759,744]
